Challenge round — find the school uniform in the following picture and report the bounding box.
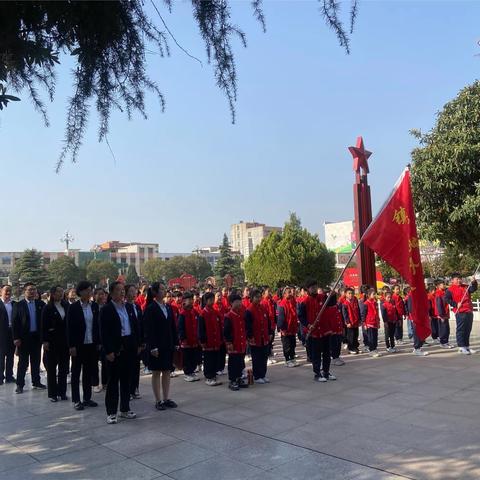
[362,298,380,351]
[223,307,247,383]
[41,301,70,399]
[341,297,361,353]
[213,302,228,372]
[329,300,345,360]
[427,292,438,340]
[198,305,223,380]
[261,296,277,358]
[392,293,405,341]
[0,298,15,383]
[380,300,398,349]
[405,295,424,350]
[277,298,298,362]
[434,288,450,345]
[125,301,144,395]
[178,307,200,376]
[245,302,272,380]
[13,298,46,389]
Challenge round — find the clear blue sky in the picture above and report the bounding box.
[1,1,479,252]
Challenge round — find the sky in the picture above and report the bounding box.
[1,0,480,253]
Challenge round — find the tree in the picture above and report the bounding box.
[244,213,335,288]
[1,1,356,169]
[182,256,213,281]
[125,264,140,285]
[47,256,80,287]
[86,260,119,286]
[142,258,166,283]
[214,233,244,285]
[439,245,479,279]
[376,256,399,283]
[10,249,49,290]
[411,81,480,256]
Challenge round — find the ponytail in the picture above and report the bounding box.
[146,282,163,306]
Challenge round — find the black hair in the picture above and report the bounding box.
[94,287,106,295]
[124,284,137,295]
[146,282,165,306]
[109,281,123,293]
[345,287,354,293]
[451,272,461,279]
[48,285,63,305]
[326,292,338,306]
[367,288,376,297]
[228,293,242,304]
[435,278,445,286]
[203,292,215,303]
[23,282,36,290]
[249,289,262,300]
[360,284,369,294]
[183,292,193,300]
[428,284,435,293]
[76,281,93,296]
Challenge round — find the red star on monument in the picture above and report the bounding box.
[348,136,372,175]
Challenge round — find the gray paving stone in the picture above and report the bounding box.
[102,430,180,457]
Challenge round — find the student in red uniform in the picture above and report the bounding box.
[178,293,201,382]
[277,287,299,367]
[358,285,370,353]
[224,294,249,391]
[213,291,228,376]
[193,292,202,316]
[427,285,438,343]
[245,289,272,384]
[434,279,453,349]
[341,288,361,354]
[242,287,252,310]
[329,289,345,366]
[362,289,380,357]
[299,284,336,382]
[380,291,398,353]
[404,287,414,339]
[445,273,478,355]
[135,284,148,312]
[198,292,223,386]
[221,287,230,310]
[392,285,406,344]
[261,287,277,365]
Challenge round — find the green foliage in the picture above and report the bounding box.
[10,249,49,290]
[1,1,356,168]
[411,81,480,255]
[47,256,80,287]
[142,258,165,283]
[125,264,140,285]
[86,260,119,286]
[439,245,479,279]
[214,233,244,285]
[376,255,399,283]
[244,213,335,288]
[142,255,213,283]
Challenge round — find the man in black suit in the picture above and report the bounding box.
[100,281,140,424]
[12,282,46,393]
[66,281,100,410]
[0,285,16,385]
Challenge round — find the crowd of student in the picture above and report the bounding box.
[0,273,477,425]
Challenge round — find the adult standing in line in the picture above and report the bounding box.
[0,285,16,385]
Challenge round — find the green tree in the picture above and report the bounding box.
[244,213,335,288]
[47,256,80,287]
[1,1,355,169]
[125,264,140,284]
[376,256,399,283]
[411,81,480,256]
[214,234,244,285]
[182,256,213,281]
[11,249,49,290]
[86,260,118,286]
[142,258,166,283]
[439,245,479,278]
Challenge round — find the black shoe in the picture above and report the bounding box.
[237,379,249,388]
[163,399,177,408]
[6,377,15,383]
[155,401,166,411]
[32,383,47,390]
[83,400,98,407]
[229,382,240,391]
[15,387,23,394]
[74,402,84,411]
[0,380,4,386]
[60,395,68,401]
[50,397,58,403]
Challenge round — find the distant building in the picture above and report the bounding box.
[324,220,355,268]
[230,221,282,259]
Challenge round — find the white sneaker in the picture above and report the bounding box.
[343,344,348,350]
[170,371,178,378]
[440,343,454,349]
[254,378,266,384]
[267,358,277,365]
[326,372,337,380]
[263,377,270,383]
[316,375,327,383]
[332,358,345,366]
[184,375,196,382]
[119,411,137,419]
[286,361,295,368]
[205,378,222,386]
[390,347,397,353]
[370,350,381,358]
[433,338,441,344]
[386,348,394,353]
[468,348,476,354]
[459,347,471,355]
[414,349,429,356]
[348,350,358,355]
[93,385,103,393]
[106,414,117,424]
[396,340,404,345]
[423,340,430,346]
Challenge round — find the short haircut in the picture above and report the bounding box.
[345,287,354,293]
[109,281,124,293]
[124,284,137,294]
[228,293,242,304]
[94,287,106,295]
[183,292,193,300]
[76,281,93,296]
[203,292,215,303]
[23,282,36,290]
[249,289,262,300]
[451,272,461,279]
[367,288,376,297]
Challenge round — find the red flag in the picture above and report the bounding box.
[362,169,431,341]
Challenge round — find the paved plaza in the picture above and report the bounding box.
[1,336,480,480]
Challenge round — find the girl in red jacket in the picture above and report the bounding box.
[277,287,299,367]
[381,291,399,353]
[362,289,381,357]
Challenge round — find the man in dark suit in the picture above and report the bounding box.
[0,285,16,385]
[100,281,140,424]
[12,282,46,393]
[66,281,100,410]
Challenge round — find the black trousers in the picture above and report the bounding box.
[456,312,473,348]
[203,350,220,379]
[281,335,296,361]
[308,336,331,377]
[361,325,369,347]
[16,332,42,388]
[367,328,378,351]
[438,318,450,345]
[250,345,268,380]
[183,347,200,375]
[105,344,135,415]
[384,322,396,349]
[92,350,108,387]
[330,334,342,359]
[346,327,359,352]
[268,329,276,356]
[394,320,403,341]
[46,344,69,398]
[71,344,97,403]
[228,353,245,382]
[130,351,141,394]
[430,317,439,340]
[412,323,424,350]
[218,343,226,372]
[0,327,15,382]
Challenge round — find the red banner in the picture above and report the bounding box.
[362,169,431,340]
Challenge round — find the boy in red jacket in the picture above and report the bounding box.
[392,285,406,344]
[381,291,398,353]
[434,279,453,349]
[341,288,361,354]
[277,287,299,367]
[213,291,228,376]
[362,289,380,357]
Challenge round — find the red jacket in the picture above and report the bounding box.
[364,298,380,329]
[434,289,449,319]
[169,302,179,325]
[342,297,361,328]
[177,308,198,348]
[198,306,223,350]
[277,298,298,336]
[135,295,147,312]
[427,292,436,317]
[298,294,330,338]
[245,302,271,346]
[330,304,344,335]
[261,297,277,329]
[213,302,228,333]
[242,297,252,310]
[381,300,398,323]
[221,294,230,310]
[193,300,202,316]
[223,308,247,354]
[446,284,474,314]
[392,293,405,317]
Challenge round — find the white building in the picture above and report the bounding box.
[230,221,282,259]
